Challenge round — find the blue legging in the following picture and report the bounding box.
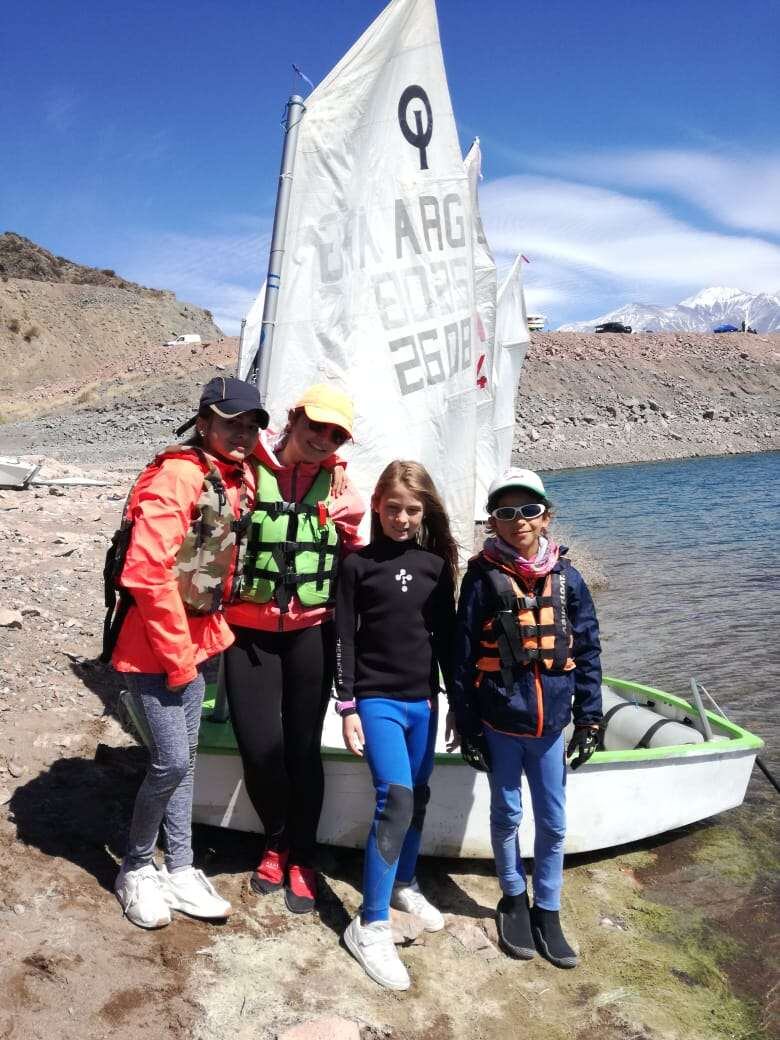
[358,697,437,924]
[484,727,567,910]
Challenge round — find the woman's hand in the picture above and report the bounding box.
[445,710,461,752]
[331,463,347,499]
[342,714,365,757]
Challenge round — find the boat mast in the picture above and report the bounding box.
[246,93,306,400]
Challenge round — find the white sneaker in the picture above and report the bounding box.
[391,878,444,932]
[158,865,232,919]
[115,863,172,929]
[343,916,411,991]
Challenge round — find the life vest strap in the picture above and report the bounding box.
[253,499,320,520]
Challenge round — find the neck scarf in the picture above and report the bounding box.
[482,533,560,585]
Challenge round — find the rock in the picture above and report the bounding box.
[48,486,66,497]
[279,1017,360,1040]
[7,760,24,778]
[390,906,426,944]
[528,427,540,442]
[0,609,23,629]
[702,408,716,420]
[481,917,499,944]
[446,916,497,955]
[13,903,26,915]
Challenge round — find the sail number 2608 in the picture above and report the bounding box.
[389,318,473,396]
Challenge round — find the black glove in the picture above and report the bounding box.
[461,731,491,773]
[566,724,602,770]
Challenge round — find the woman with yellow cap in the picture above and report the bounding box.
[224,384,364,913]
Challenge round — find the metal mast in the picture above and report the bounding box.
[246,93,306,400]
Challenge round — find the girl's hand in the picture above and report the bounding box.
[331,463,347,499]
[342,714,365,757]
[445,710,461,752]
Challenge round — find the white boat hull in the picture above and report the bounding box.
[191,681,761,858]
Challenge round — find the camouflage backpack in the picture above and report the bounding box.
[100,445,250,662]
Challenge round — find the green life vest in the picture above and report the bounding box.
[240,464,339,612]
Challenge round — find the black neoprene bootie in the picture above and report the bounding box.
[496,892,535,959]
[530,905,578,968]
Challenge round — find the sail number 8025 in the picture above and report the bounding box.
[389,318,472,396]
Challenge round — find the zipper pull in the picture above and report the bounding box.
[317,501,327,528]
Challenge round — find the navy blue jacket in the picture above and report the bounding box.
[451,551,602,737]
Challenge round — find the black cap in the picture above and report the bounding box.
[175,376,269,437]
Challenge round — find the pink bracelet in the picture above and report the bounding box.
[335,699,357,716]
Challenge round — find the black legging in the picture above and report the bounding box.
[224,622,334,865]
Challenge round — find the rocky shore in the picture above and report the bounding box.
[0,452,777,1040]
[1,332,777,475]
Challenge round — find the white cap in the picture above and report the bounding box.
[486,467,549,510]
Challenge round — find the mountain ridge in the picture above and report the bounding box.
[559,287,780,333]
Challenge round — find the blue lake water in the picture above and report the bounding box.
[542,453,780,779]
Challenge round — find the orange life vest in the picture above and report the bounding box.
[475,561,576,690]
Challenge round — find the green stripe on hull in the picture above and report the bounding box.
[197,676,763,763]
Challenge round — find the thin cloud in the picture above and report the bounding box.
[120,224,272,334]
[479,174,780,324]
[528,150,780,236]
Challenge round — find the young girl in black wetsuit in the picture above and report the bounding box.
[335,460,457,991]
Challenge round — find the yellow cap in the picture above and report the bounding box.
[295,384,354,437]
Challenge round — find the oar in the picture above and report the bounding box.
[695,680,780,795]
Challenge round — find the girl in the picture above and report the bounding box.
[450,467,602,968]
[223,384,364,914]
[336,460,457,991]
[110,376,267,929]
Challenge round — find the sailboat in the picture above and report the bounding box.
[183,0,763,856]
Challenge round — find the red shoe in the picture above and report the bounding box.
[285,864,317,914]
[250,848,288,895]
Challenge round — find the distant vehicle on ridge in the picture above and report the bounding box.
[164,334,202,347]
[526,314,546,331]
[595,321,632,334]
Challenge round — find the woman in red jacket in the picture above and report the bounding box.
[111,377,267,929]
[225,384,364,914]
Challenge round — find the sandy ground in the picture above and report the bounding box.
[0,457,778,1040]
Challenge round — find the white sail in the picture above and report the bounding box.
[491,254,531,480]
[237,282,265,379]
[257,0,479,560]
[465,138,498,520]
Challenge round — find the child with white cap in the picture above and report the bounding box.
[450,467,603,968]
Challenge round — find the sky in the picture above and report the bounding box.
[2,0,779,331]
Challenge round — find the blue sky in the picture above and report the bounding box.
[2,0,779,330]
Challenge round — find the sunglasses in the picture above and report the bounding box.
[491,503,547,521]
[305,417,349,446]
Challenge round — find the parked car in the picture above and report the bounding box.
[713,324,739,334]
[164,334,202,347]
[595,322,632,334]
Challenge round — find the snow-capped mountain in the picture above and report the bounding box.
[559,287,780,333]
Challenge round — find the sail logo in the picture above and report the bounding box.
[398,86,433,170]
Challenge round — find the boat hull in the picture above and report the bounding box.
[191,679,762,858]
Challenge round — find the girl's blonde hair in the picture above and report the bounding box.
[371,460,458,582]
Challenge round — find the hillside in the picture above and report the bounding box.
[516,330,779,470]
[0,233,223,398]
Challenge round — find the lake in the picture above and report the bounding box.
[542,452,780,786]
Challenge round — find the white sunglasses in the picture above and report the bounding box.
[491,503,546,521]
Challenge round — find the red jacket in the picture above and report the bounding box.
[224,430,365,633]
[112,451,256,687]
